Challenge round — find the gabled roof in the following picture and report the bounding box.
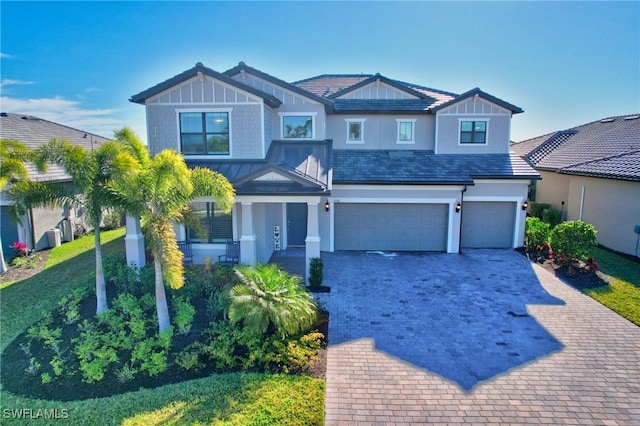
[130,62,282,108]
[327,73,430,100]
[0,112,110,182]
[185,140,332,195]
[333,150,539,185]
[511,114,640,182]
[431,87,524,114]
[223,62,333,108]
[332,99,440,113]
[293,74,372,98]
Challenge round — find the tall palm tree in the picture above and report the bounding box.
[114,127,235,332]
[229,264,318,338]
[0,139,45,273]
[8,139,139,314]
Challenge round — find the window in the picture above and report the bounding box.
[460,120,487,144]
[281,114,315,139]
[187,202,232,243]
[180,112,230,155]
[396,119,416,144]
[345,119,365,144]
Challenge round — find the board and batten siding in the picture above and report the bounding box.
[335,81,421,100]
[326,114,435,150]
[435,97,512,154]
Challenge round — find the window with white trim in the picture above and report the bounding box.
[187,202,232,243]
[396,119,416,144]
[459,120,487,144]
[280,113,315,139]
[180,111,230,155]
[345,119,365,144]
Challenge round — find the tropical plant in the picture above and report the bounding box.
[308,257,324,289]
[229,264,318,338]
[113,127,235,332]
[0,139,46,273]
[8,138,139,314]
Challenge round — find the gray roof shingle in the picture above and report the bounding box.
[512,114,640,181]
[333,150,539,184]
[0,112,111,182]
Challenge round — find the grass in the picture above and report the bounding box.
[584,247,640,326]
[0,229,324,425]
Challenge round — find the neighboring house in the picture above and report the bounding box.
[129,62,539,276]
[0,112,110,261]
[511,115,640,258]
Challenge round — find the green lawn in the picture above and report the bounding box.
[585,247,640,326]
[0,229,324,425]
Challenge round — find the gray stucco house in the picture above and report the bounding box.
[0,112,109,260]
[511,115,640,258]
[129,62,539,275]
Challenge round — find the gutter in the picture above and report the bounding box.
[458,186,467,254]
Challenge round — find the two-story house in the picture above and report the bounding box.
[129,62,539,276]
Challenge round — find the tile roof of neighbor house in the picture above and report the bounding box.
[511,114,640,182]
[185,140,332,195]
[333,150,539,184]
[0,112,111,183]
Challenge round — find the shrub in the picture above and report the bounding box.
[308,257,324,289]
[282,331,324,374]
[542,208,562,228]
[173,298,196,335]
[230,264,318,338]
[115,363,137,383]
[525,217,551,250]
[550,220,597,264]
[10,241,28,257]
[175,342,206,371]
[529,202,552,219]
[102,210,123,230]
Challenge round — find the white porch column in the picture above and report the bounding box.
[240,202,257,265]
[124,215,145,268]
[305,201,321,284]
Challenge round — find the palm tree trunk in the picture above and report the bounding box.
[94,228,108,314]
[154,255,171,332]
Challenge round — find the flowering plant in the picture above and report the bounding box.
[10,241,28,257]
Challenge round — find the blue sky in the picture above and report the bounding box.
[1,1,638,144]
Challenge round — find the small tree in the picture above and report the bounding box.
[550,220,597,265]
[308,257,323,290]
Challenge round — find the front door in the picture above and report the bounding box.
[287,203,307,246]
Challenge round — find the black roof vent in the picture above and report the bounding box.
[0,112,7,117]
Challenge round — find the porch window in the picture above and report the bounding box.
[180,112,230,155]
[460,120,487,144]
[187,202,232,243]
[281,113,316,139]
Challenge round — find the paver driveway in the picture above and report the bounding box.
[316,250,640,425]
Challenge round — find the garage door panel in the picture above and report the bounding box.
[461,202,515,248]
[335,203,448,251]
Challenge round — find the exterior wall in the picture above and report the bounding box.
[146,103,263,159]
[336,82,420,100]
[327,114,435,150]
[435,98,512,154]
[565,176,639,257]
[534,171,571,219]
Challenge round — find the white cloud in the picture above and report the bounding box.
[0,79,35,89]
[0,96,122,138]
[0,53,14,59]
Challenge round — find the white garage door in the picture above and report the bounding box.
[461,201,515,248]
[335,203,448,251]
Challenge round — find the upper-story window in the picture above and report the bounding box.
[396,119,416,144]
[180,111,230,155]
[280,113,316,139]
[459,120,487,144]
[346,119,365,144]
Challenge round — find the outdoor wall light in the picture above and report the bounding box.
[455,202,461,213]
[522,200,528,211]
[325,201,330,212]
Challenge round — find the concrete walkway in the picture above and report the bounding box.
[316,250,640,425]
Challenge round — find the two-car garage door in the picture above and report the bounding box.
[334,201,516,251]
[334,203,448,251]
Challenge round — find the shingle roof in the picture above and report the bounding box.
[511,114,640,181]
[333,150,539,184]
[185,140,332,195]
[0,112,110,182]
[293,74,372,97]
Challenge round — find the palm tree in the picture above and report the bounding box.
[229,264,318,338]
[8,139,139,314]
[0,139,46,273]
[114,127,235,332]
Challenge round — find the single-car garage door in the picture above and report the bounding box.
[461,201,515,248]
[335,203,448,251]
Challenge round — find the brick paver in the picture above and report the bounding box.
[318,250,640,425]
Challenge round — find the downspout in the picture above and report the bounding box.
[458,186,467,254]
[579,186,585,221]
[28,208,36,253]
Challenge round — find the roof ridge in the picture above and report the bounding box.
[525,130,577,165]
[291,73,374,84]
